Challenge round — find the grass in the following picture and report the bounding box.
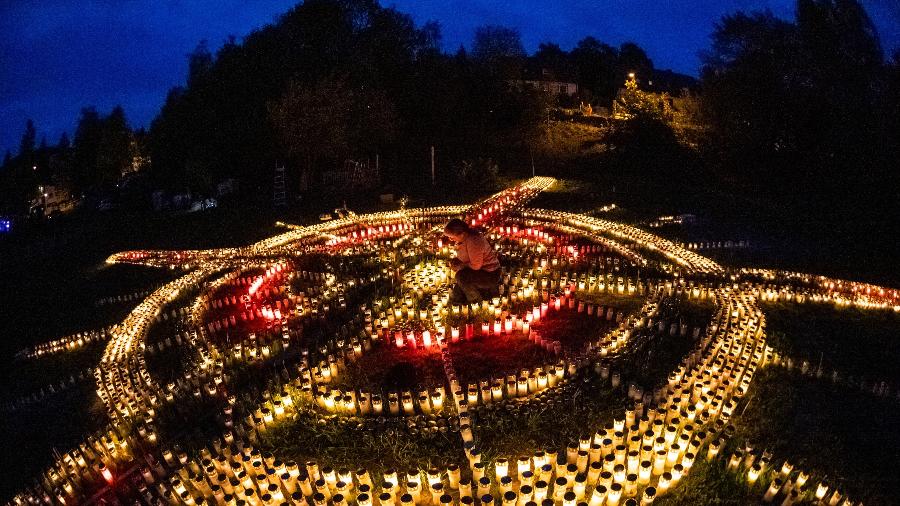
[476,375,626,461]
[2,339,106,396]
[615,296,716,391]
[331,343,446,392]
[530,305,621,353]
[449,333,557,385]
[259,411,464,474]
[575,291,648,316]
[0,382,107,501]
[733,367,900,505]
[762,301,900,383]
[653,453,757,505]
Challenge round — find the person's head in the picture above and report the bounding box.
[443,219,470,242]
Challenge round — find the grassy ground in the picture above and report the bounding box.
[0,382,107,501]
[734,367,900,505]
[449,333,557,385]
[475,296,716,461]
[762,301,900,383]
[259,410,465,474]
[530,306,621,353]
[653,454,757,505]
[475,376,626,461]
[1,173,896,503]
[332,344,446,392]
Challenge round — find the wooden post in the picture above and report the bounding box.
[530,146,535,177]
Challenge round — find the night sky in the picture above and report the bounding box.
[2,0,898,157]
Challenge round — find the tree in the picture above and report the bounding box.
[58,132,70,150]
[269,75,398,186]
[19,119,36,158]
[269,76,352,182]
[615,74,672,122]
[187,40,214,88]
[699,0,891,216]
[534,42,569,75]
[96,105,134,184]
[616,42,653,85]
[472,25,526,79]
[571,37,618,103]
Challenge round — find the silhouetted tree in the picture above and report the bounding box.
[616,42,653,85]
[700,0,889,210]
[472,25,526,79]
[19,120,36,158]
[96,105,133,185]
[571,37,618,103]
[187,40,214,88]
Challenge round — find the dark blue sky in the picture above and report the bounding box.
[2,0,898,157]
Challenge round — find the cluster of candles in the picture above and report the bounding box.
[467,177,556,229]
[203,264,303,335]
[15,325,114,360]
[13,177,882,505]
[73,287,820,506]
[742,267,900,312]
[95,286,160,306]
[95,268,214,422]
[519,209,724,275]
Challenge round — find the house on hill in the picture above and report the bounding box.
[510,67,578,97]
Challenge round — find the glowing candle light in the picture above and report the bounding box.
[100,464,114,484]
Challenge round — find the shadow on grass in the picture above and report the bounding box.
[735,367,900,505]
[0,382,107,502]
[762,301,900,384]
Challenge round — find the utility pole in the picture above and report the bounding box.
[430,145,435,186]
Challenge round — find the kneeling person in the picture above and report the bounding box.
[443,218,500,304]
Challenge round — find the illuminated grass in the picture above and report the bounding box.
[259,412,464,474]
[653,454,755,505]
[476,376,626,460]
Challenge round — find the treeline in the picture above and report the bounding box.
[2,0,898,226]
[146,0,672,195]
[0,106,147,214]
[699,0,900,219]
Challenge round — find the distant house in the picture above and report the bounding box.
[30,183,77,218]
[510,67,578,97]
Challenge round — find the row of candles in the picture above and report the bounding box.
[741,267,900,310]
[94,286,161,306]
[15,325,114,360]
[765,349,900,402]
[95,267,216,422]
[518,209,724,275]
